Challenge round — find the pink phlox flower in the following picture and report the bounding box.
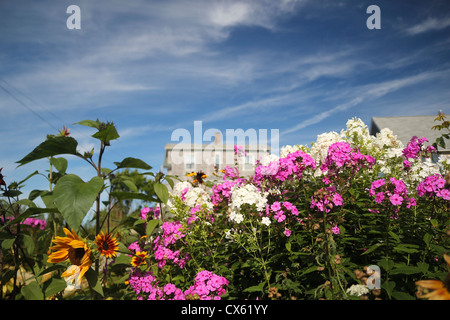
[389,194,404,206]
[331,225,340,235]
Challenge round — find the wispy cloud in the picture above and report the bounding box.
[282,68,450,136]
[405,16,450,35]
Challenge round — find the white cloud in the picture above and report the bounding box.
[405,16,450,35]
[282,68,450,136]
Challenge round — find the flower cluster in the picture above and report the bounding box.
[368,177,416,212]
[0,216,47,230]
[140,206,160,220]
[254,149,316,184]
[416,174,450,200]
[229,184,268,223]
[128,269,228,300]
[234,144,247,157]
[320,141,375,184]
[184,270,229,300]
[187,205,215,225]
[222,165,242,181]
[153,221,189,269]
[211,180,241,206]
[310,186,344,214]
[263,201,301,237]
[402,136,436,160]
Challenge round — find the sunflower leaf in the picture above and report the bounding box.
[85,268,104,297]
[53,174,104,233]
[16,136,79,167]
[21,282,44,300]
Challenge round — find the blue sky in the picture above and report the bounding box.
[1,0,450,194]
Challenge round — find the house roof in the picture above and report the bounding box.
[370,115,449,152]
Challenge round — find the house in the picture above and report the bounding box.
[370,115,450,159]
[163,132,271,180]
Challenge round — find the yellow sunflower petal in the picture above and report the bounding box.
[422,288,450,300]
[416,280,444,290]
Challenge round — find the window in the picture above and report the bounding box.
[244,154,254,171]
[185,153,195,170]
[215,153,221,170]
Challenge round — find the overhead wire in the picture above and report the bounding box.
[0,78,125,160]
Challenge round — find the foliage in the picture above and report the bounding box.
[0,115,449,300]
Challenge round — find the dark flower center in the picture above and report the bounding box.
[69,247,86,265]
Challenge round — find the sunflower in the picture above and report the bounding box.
[416,254,450,300]
[94,231,119,259]
[131,251,149,267]
[47,228,92,289]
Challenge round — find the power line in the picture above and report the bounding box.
[0,78,128,161]
[0,78,67,126]
[0,80,60,132]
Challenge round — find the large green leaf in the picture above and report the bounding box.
[44,278,67,298]
[146,219,160,236]
[85,268,104,296]
[114,157,152,170]
[21,282,44,300]
[16,136,79,167]
[53,174,104,232]
[50,157,68,174]
[154,183,169,204]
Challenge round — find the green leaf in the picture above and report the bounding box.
[110,191,153,202]
[146,219,160,236]
[85,268,104,297]
[1,238,15,250]
[391,291,415,300]
[390,265,421,275]
[75,119,101,129]
[243,281,265,293]
[112,253,132,266]
[44,278,67,298]
[114,157,152,170]
[393,244,419,254]
[0,207,59,232]
[22,234,35,255]
[16,198,37,208]
[38,264,67,277]
[17,170,40,187]
[40,190,55,208]
[21,282,44,300]
[382,281,395,299]
[16,136,79,167]
[423,233,432,246]
[436,136,446,148]
[377,258,394,273]
[53,174,104,232]
[92,123,120,145]
[50,157,68,174]
[361,243,383,255]
[417,262,429,274]
[121,179,138,192]
[2,189,22,197]
[154,183,169,204]
[388,231,401,243]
